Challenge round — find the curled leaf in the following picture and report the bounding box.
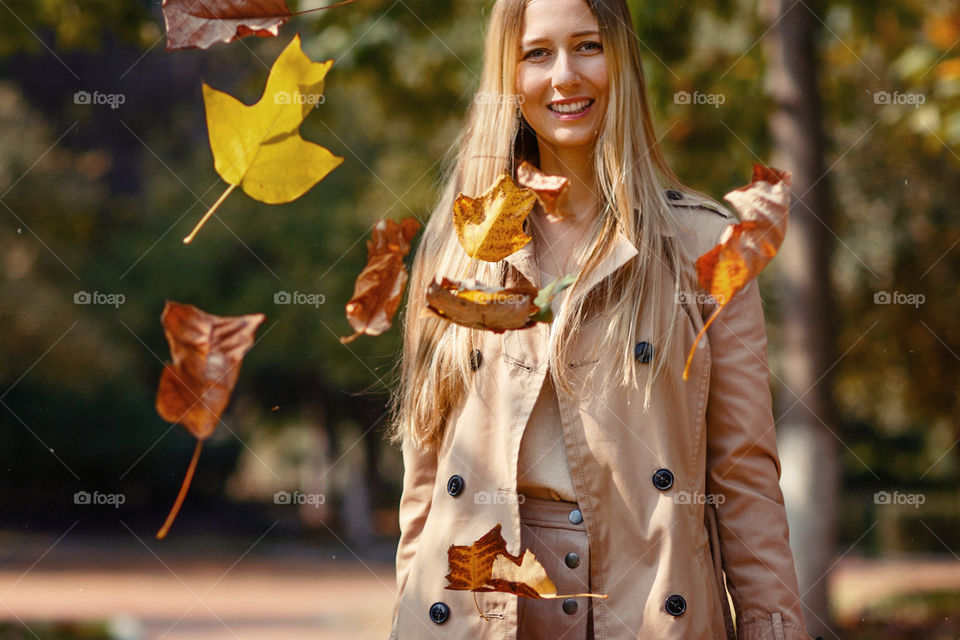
[682,164,792,380]
[341,217,421,343]
[453,173,537,261]
[445,523,607,605]
[156,302,266,440]
[423,275,577,332]
[162,0,292,51]
[516,161,571,222]
[161,0,363,51]
[155,301,265,538]
[423,277,538,333]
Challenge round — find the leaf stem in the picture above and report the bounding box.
[183,183,237,244]
[156,440,204,540]
[682,306,723,381]
[292,0,363,15]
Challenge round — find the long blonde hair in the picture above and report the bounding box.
[387,0,706,452]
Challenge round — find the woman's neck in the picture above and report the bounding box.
[537,144,600,223]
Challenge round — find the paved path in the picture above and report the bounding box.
[1,531,959,638]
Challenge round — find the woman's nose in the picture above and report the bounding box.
[552,52,582,90]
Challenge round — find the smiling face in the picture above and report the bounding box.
[516,0,609,160]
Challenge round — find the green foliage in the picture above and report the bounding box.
[0,0,957,546]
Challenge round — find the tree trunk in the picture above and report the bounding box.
[761,0,839,637]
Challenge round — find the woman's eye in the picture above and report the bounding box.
[579,41,603,52]
[523,48,549,60]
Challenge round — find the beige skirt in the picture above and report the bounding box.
[517,496,594,640]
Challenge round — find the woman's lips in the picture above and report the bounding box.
[547,98,595,120]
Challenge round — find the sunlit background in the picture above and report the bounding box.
[0,0,958,638]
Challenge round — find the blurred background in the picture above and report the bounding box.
[0,0,957,638]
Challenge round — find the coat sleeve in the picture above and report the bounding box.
[390,434,440,628]
[703,277,813,640]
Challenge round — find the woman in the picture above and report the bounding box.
[387,0,814,638]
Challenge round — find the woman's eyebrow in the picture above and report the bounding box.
[521,29,600,48]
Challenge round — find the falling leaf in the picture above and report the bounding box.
[183,34,344,243]
[445,523,606,616]
[453,173,537,261]
[161,0,363,51]
[162,0,292,51]
[341,217,421,344]
[516,161,571,222]
[422,275,575,333]
[682,164,792,380]
[530,274,577,324]
[423,277,538,332]
[155,301,265,538]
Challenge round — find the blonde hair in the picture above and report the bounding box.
[387,0,706,452]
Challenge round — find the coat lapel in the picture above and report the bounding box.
[503,227,639,301]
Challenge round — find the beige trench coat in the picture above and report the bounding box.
[389,190,813,640]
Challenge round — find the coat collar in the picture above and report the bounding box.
[503,224,640,299]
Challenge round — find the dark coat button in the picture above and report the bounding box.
[429,601,450,623]
[470,349,482,371]
[565,552,580,568]
[652,468,674,491]
[568,508,583,524]
[446,474,464,497]
[562,598,579,614]
[634,341,654,364]
[665,594,686,616]
[666,189,684,201]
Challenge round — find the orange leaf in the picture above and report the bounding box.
[453,173,537,261]
[444,523,607,602]
[422,276,540,333]
[156,301,266,440]
[154,301,265,539]
[516,161,571,222]
[682,165,792,380]
[341,217,421,343]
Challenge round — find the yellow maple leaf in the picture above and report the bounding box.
[184,33,344,243]
[453,173,537,261]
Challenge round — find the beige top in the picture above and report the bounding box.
[515,266,578,503]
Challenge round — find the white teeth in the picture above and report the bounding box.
[549,100,592,114]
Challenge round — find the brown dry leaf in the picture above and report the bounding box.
[445,523,607,607]
[154,301,265,538]
[421,277,539,333]
[162,0,292,51]
[341,217,421,344]
[516,161,571,222]
[453,173,537,261]
[161,0,362,51]
[682,164,792,380]
[156,301,266,439]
